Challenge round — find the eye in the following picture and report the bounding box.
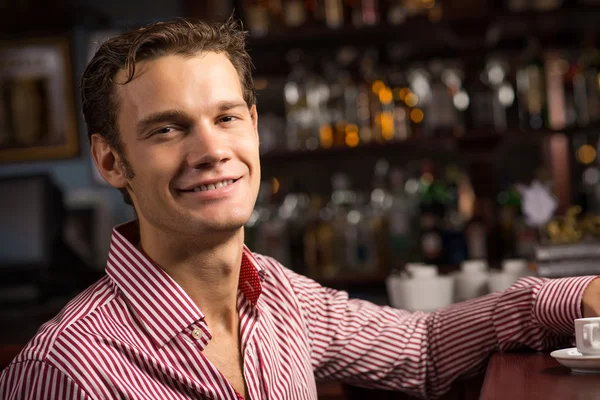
[152,126,178,136]
[218,115,238,124]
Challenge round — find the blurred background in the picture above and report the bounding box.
[1,0,600,398]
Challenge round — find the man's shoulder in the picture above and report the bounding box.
[11,275,118,367]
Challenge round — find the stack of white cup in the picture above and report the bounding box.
[386,263,455,313]
[488,259,530,292]
[455,260,489,302]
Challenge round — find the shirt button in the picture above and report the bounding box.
[192,328,202,340]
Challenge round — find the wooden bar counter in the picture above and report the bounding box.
[481,352,600,400]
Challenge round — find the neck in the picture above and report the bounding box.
[137,220,245,334]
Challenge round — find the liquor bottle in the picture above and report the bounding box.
[441,166,469,265]
[517,37,548,131]
[284,51,310,150]
[361,49,389,142]
[322,59,345,147]
[428,60,459,136]
[305,60,331,150]
[387,68,412,141]
[304,196,336,279]
[245,0,270,37]
[361,0,380,26]
[492,59,520,131]
[387,0,408,25]
[330,173,375,273]
[279,189,311,274]
[467,62,499,131]
[370,159,393,271]
[283,0,307,27]
[407,66,432,137]
[580,33,600,124]
[545,51,576,130]
[325,0,344,28]
[417,162,445,265]
[388,167,415,270]
[255,182,292,267]
[465,200,488,261]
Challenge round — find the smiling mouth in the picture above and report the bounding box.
[181,178,238,193]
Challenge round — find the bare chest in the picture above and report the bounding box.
[202,338,248,399]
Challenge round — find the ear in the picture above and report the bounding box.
[250,105,258,137]
[91,134,129,190]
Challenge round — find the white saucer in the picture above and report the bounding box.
[550,348,600,374]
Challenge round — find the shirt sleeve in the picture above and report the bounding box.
[286,268,598,399]
[0,360,92,400]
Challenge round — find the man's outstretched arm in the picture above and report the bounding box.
[286,266,598,399]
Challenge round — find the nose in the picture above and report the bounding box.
[185,123,232,169]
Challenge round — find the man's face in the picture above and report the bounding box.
[113,52,261,237]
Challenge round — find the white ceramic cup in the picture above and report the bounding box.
[406,264,438,280]
[461,260,488,274]
[385,274,454,312]
[575,318,600,355]
[488,271,516,293]
[502,259,529,276]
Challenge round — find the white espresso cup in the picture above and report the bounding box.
[575,318,600,355]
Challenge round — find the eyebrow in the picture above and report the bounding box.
[136,109,190,134]
[215,100,248,112]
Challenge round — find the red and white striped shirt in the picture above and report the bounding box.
[1,220,597,399]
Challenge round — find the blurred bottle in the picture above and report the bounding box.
[387,68,413,141]
[417,162,446,265]
[427,60,460,137]
[283,0,307,27]
[360,0,380,26]
[517,37,548,131]
[465,199,489,261]
[467,61,504,132]
[325,0,345,28]
[321,59,345,148]
[441,166,469,265]
[370,160,393,272]
[304,0,326,26]
[580,33,600,125]
[387,0,408,25]
[279,189,311,274]
[254,181,292,266]
[304,196,336,279]
[330,173,377,273]
[284,51,317,150]
[545,51,574,130]
[388,166,416,270]
[245,0,271,37]
[357,49,382,143]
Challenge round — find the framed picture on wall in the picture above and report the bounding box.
[0,37,78,163]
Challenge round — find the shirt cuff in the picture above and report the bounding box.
[534,275,600,335]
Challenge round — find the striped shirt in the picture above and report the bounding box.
[0,220,596,399]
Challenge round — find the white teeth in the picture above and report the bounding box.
[189,179,235,192]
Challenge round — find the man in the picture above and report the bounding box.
[1,18,600,400]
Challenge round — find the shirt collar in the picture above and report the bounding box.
[105,220,266,348]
